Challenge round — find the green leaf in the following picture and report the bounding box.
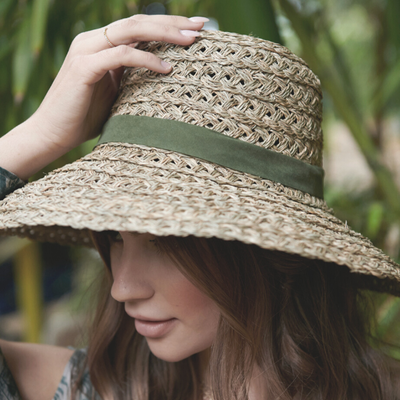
[373,57,400,110]
[376,295,400,338]
[31,0,52,55]
[54,38,67,74]
[12,18,35,103]
[279,0,400,220]
[0,0,14,19]
[81,138,99,155]
[366,202,384,239]
[213,0,283,44]
[0,34,12,61]
[386,0,400,53]
[167,0,201,17]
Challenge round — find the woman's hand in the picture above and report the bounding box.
[34,15,207,150]
[0,15,207,180]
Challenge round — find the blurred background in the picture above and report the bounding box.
[0,0,399,355]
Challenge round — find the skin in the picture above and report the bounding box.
[0,15,207,180]
[109,232,267,400]
[0,14,207,400]
[110,232,220,362]
[2,14,396,399]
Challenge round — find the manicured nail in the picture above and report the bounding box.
[161,60,171,70]
[180,30,201,37]
[189,17,209,23]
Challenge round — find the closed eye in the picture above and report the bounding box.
[148,237,162,253]
[105,230,123,243]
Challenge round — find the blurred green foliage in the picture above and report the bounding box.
[0,0,399,350]
[278,0,400,263]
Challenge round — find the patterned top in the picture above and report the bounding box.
[0,169,100,398]
[0,166,25,201]
[0,348,20,400]
[0,347,100,399]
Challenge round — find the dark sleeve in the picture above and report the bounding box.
[0,167,26,201]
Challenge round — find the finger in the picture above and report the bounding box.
[123,14,209,29]
[78,46,172,85]
[82,15,207,40]
[106,19,202,46]
[76,15,207,54]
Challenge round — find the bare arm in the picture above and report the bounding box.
[0,15,206,181]
[0,339,74,400]
[0,14,207,398]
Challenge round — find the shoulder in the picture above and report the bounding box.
[0,339,74,400]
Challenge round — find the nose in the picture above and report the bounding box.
[110,245,155,303]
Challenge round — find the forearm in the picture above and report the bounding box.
[0,16,205,182]
[0,117,70,181]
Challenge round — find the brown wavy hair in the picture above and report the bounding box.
[84,232,399,400]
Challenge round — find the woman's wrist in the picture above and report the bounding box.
[0,16,207,182]
[0,117,72,181]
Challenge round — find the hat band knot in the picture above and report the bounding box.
[96,115,325,199]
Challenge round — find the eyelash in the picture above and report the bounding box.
[104,231,160,248]
[105,230,122,242]
[149,238,161,253]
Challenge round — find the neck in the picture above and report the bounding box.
[248,365,268,400]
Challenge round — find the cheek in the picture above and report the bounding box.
[143,262,221,361]
[166,273,220,335]
[148,275,220,361]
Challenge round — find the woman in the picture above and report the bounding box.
[0,14,399,400]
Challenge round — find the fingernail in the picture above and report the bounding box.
[180,30,201,37]
[161,60,171,70]
[189,17,209,23]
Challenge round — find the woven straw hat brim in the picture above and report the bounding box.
[1,30,399,296]
[1,142,399,295]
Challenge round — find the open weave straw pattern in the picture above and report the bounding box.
[112,31,323,166]
[0,30,399,295]
[1,142,400,295]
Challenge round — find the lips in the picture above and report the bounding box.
[124,307,178,338]
[134,318,177,338]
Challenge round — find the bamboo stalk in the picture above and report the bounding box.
[213,0,282,43]
[14,241,43,343]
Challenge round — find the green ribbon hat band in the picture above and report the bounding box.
[97,115,325,199]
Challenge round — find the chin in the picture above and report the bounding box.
[152,352,189,363]
[146,339,207,362]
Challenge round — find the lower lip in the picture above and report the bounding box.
[134,318,177,338]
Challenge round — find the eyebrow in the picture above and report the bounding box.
[127,232,140,236]
[125,231,156,239]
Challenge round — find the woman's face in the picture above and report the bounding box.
[109,231,220,362]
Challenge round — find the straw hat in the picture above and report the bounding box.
[1,30,399,295]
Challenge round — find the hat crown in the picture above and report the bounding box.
[111,30,323,167]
